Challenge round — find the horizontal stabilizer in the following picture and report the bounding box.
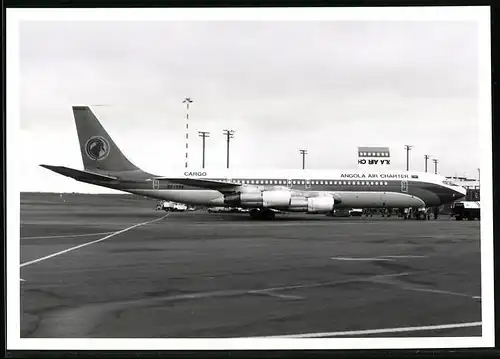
[156,177,241,191]
[40,165,118,182]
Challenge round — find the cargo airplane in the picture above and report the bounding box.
[40,106,466,220]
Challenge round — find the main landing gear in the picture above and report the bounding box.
[249,209,276,220]
[402,207,431,220]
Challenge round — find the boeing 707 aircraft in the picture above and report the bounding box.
[40,106,466,220]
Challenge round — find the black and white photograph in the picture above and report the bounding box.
[7,6,494,350]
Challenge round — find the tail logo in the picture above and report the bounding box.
[85,136,110,161]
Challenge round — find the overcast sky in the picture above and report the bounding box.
[18,19,482,193]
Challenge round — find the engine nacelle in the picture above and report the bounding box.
[307,196,336,213]
[287,196,337,213]
[224,190,291,208]
[262,191,292,207]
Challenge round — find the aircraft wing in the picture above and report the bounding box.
[157,177,241,192]
[40,165,118,182]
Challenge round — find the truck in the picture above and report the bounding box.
[451,201,480,221]
[156,201,188,212]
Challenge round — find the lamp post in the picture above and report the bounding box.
[299,149,307,169]
[433,159,439,174]
[182,97,193,168]
[424,154,430,173]
[404,145,413,171]
[222,129,235,169]
[198,131,210,169]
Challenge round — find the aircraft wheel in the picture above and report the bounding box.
[456,216,463,221]
[418,212,426,221]
[261,210,275,220]
[249,209,261,219]
[266,211,276,220]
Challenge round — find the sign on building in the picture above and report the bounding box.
[357,146,391,168]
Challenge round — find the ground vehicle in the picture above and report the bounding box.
[207,207,231,213]
[451,201,480,221]
[156,201,187,212]
[349,208,363,216]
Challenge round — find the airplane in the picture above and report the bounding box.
[40,106,467,220]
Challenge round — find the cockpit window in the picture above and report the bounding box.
[442,180,457,186]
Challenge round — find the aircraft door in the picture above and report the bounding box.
[305,179,311,189]
[401,180,408,193]
[153,179,160,190]
[287,179,293,189]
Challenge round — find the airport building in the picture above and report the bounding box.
[357,146,391,170]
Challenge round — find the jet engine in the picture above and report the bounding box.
[307,196,336,213]
[224,190,292,208]
[288,196,337,213]
[262,191,292,207]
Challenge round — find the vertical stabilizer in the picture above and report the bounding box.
[73,106,142,173]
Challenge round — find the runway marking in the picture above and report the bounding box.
[248,290,304,300]
[246,272,413,293]
[397,286,480,299]
[368,277,479,300]
[20,214,168,268]
[257,321,482,338]
[380,255,427,259]
[21,231,115,240]
[331,257,395,261]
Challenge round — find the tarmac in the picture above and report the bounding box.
[20,193,482,338]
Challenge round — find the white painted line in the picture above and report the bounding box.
[21,231,115,240]
[473,296,482,299]
[20,214,168,268]
[381,255,427,259]
[367,276,479,300]
[331,257,395,261]
[249,291,304,300]
[248,272,412,293]
[258,322,482,338]
[399,286,480,299]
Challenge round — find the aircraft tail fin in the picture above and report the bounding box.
[73,106,142,174]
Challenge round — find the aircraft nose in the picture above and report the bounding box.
[454,186,467,198]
